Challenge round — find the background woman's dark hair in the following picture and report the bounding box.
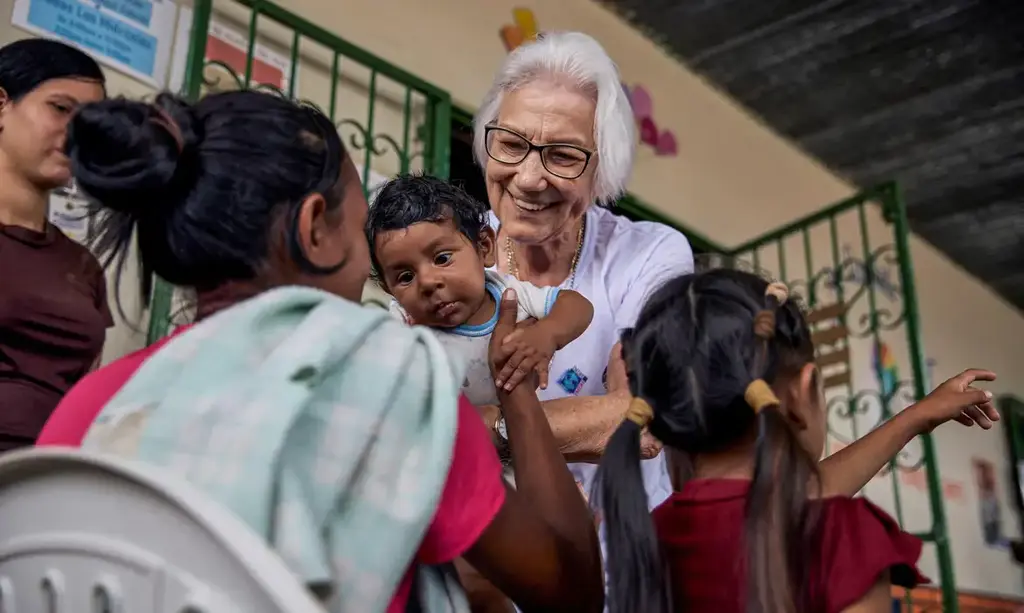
[365,174,490,286]
[65,90,350,310]
[0,38,105,98]
[596,268,820,613]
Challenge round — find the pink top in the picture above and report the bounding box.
[38,327,507,613]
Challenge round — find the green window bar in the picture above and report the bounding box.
[726,182,957,613]
[145,0,452,344]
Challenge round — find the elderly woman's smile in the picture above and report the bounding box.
[485,81,597,247]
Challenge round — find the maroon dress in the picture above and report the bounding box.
[653,478,926,613]
[0,222,112,451]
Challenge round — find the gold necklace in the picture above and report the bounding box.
[506,215,586,289]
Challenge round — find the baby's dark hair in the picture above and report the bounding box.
[366,174,490,282]
[597,268,821,613]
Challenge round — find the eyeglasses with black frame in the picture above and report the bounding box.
[483,125,593,180]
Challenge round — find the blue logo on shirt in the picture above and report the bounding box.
[557,367,588,395]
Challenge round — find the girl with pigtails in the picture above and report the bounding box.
[598,269,998,613]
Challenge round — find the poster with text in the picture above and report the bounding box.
[48,187,91,244]
[167,6,291,94]
[12,0,178,87]
[974,458,1007,549]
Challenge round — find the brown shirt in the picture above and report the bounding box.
[0,222,112,445]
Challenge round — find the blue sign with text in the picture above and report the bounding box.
[97,0,153,28]
[26,0,157,77]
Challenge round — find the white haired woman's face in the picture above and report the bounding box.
[484,80,597,246]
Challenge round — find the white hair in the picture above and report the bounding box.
[473,31,636,205]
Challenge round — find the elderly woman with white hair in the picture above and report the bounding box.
[467,28,987,566]
[463,30,1000,611]
[472,31,689,511]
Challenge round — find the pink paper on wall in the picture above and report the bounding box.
[629,85,653,120]
[656,130,678,156]
[639,117,658,147]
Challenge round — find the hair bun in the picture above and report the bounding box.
[67,93,201,218]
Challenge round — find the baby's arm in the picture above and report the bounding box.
[534,290,594,350]
[494,288,594,391]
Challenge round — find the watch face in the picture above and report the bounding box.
[497,417,508,440]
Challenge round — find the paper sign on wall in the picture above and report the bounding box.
[11,0,178,87]
[48,187,91,244]
[168,6,292,94]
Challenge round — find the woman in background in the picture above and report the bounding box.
[0,39,109,451]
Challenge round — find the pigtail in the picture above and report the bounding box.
[598,402,671,613]
[598,328,671,613]
[743,283,821,613]
[745,409,819,613]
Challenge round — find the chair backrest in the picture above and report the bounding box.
[0,447,326,613]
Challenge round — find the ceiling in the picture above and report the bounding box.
[598,0,1024,312]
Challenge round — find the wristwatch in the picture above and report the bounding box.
[494,414,512,465]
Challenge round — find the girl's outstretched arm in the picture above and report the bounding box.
[819,369,997,496]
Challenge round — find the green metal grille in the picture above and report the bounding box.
[722,182,955,612]
[145,0,452,343]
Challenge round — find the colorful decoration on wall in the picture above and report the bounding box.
[973,458,1008,549]
[873,341,899,399]
[624,84,678,156]
[500,8,539,52]
[499,9,678,157]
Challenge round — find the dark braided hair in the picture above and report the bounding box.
[597,268,822,613]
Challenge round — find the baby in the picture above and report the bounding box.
[366,174,594,409]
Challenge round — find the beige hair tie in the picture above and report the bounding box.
[625,397,654,427]
[753,282,790,339]
[765,282,789,306]
[744,379,780,414]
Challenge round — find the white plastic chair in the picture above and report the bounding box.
[0,447,326,613]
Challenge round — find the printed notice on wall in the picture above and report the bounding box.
[11,0,178,87]
[48,187,92,244]
[167,6,292,94]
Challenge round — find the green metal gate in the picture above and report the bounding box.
[721,182,956,612]
[145,0,452,342]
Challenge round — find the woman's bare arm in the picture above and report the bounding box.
[463,290,604,613]
[480,342,660,463]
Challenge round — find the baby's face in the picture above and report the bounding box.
[374,220,494,328]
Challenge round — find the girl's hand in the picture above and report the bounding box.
[911,369,998,433]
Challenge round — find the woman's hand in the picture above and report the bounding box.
[488,289,539,393]
[607,342,663,460]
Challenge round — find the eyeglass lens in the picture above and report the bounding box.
[485,128,589,179]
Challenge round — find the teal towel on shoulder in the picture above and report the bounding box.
[82,286,470,613]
